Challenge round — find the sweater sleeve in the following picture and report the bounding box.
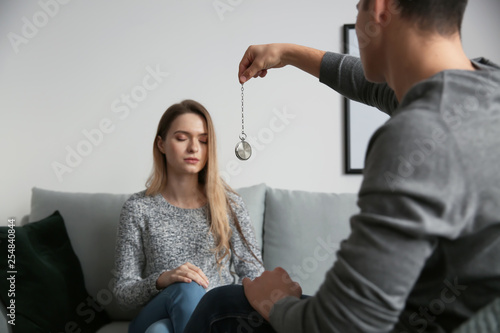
[319,52,399,115]
[229,194,265,282]
[112,198,162,308]
[269,112,467,332]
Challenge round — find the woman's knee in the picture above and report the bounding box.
[162,282,206,312]
[166,282,205,300]
[196,285,248,312]
[184,285,265,333]
[144,318,173,333]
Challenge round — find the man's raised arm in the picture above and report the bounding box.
[238,43,398,115]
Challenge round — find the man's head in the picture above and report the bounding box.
[361,0,469,36]
[355,0,469,84]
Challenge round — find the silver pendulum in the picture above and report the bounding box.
[235,84,252,160]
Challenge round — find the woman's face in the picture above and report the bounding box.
[158,113,208,177]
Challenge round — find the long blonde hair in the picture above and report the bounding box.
[146,100,259,269]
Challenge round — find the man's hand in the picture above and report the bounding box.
[238,44,290,83]
[156,262,209,290]
[242,267,302,322]
[238,43,326,84]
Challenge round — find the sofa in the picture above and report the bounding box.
[2,184,498,333]
[0,183,358,333]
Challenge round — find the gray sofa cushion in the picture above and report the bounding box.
[0,211,111,331]
[263,187,358,295]
[30,187,137,321]
[234,183,266,250]
[96,321,130,333]
[28,184,266,321]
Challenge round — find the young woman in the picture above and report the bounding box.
[112,99,264,333]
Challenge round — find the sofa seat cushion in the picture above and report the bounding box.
[263,187,359,295]
[0,211,110,332]
[96,321,130,333]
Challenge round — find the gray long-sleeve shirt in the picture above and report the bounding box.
[112,190,264,308]
[270,52,500,333]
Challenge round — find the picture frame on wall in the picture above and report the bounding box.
[343,24,390,174]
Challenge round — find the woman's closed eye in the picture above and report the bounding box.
[199,135,208,144]
[176,136,187,141]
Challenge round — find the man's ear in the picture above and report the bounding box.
[372,0,393,26]
[157,135,165,154]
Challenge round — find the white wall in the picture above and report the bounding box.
[1,0,499,225]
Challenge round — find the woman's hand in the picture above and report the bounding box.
[156,262,209,290]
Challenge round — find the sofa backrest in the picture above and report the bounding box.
[28,184,358,320]
[29,187,138,321]
[262,187,358,295]
[28,184,269,321]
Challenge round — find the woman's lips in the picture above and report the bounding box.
[184,158,199,164]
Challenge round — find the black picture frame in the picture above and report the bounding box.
[343,24,390,174]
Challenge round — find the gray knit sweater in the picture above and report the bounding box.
[269,52,500,332]
[112,190,264,308]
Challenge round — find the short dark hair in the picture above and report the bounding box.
[363,0,469,35]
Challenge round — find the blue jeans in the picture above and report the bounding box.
[183,285,277,333]
[129,282,206,333]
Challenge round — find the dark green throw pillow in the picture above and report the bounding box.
[0,211,110,333]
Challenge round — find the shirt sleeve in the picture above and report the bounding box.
[112,198,162,308]
[319,52,399,115]
[269,113,468,332]
[229,194,265,282]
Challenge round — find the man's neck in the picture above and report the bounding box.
[383,29,475,102]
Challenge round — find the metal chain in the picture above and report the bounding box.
[240,84,246,140]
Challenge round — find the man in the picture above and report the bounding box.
[184,0,500,332]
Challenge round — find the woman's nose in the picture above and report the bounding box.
[188,140,199,152]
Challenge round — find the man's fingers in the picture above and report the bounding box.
[253,69,268,78]
[238,48,254,83]
[239,46,270,83]
[242,277,251,287]
[292,282,302,294]
[241,64,260,83]
[239,55,252,78]
[238,44,289,83]
[242,63,267,83]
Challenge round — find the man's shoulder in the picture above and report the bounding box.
[400,60,499,111]
[364,107,454,184]
[472,57,500,70]
[394,64,499,136]
[371,105,449,153]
